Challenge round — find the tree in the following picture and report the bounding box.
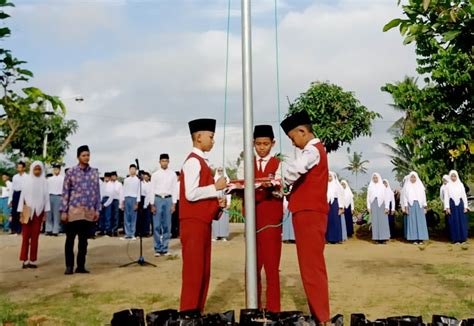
[344,151,369,189]
[288,81,380,152]
[382,0,473,198]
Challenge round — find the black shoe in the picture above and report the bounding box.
[64,267,74,275]
[22,262,28,269]
[106,232,113,237]
[98,231,105,236]
[113,232,118,237]
[75,267,90,274]
[27,263,37,269]
[45,232,53,236]
[52,233,59,237]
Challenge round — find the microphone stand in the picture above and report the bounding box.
[120,158,156,268]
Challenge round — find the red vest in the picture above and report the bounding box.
[179,152,219,223]
[255,156,284,229]
[288,142,329,215]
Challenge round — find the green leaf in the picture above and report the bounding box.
[423,0,430,11]
[403,35,416,45]
[0,12,10,19]
[0,27,10,38]
[383,18,402,32]
[443,30,461,42]
[17,69,33,77]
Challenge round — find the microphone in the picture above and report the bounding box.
[135,158,140,171]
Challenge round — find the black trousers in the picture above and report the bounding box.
[65,220,92,268]
[171,200,180,238]
[10,191,22,234]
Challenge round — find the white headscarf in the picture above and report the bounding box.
[214,167,230,183]
[367,172,385,207]
[340,180,354,209]
[327,171,343,205]
[404,171,427,207]
[18,161,50,219]
[383,179,395,210]
[445,170,468,207]
[440,174,449,202]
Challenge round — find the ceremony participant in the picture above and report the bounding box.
[171,171,181,238]
[367,173,390,244]
[120,164,141,240]
[383,179,396,237]
[212,167,231,242]
[61,145,101,275]
[98,173,113,236]
[281,111,330,323]
[110,171,122,237]
[238,125,284,312]
[9,161,27,234]
[1,174,12,232]
[179,118,227,312]
[403,171,429,244]
[282,198,295,243]
[444,170,469,244]
[326,171,344,244]
[340,180,354,238]
[137,171,152,237]
[17,161,50,269]
[149,154,178,256]
[440,174,450,236]
[46,163,64,236]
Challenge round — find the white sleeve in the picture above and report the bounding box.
[183,157,217,202]
[104,185,113,207]
[17,190,24,213]
[284,146,320,185]
[148,177,157,207]
[366,192,371,210]
[136,180,141,203]
[171,174,178,204]
[462,188,468,209]
[351,197,355,211]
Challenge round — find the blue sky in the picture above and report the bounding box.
[6,0,417,190]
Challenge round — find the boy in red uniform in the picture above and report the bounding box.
[179,118,227,313]
[280,111,330,323]
[238,125,283,312]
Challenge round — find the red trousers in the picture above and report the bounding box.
[257,226,282,312]
[20,214,43,262]
[292,210,330,322]
[180,219,212,312]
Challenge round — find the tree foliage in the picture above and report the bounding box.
[0,0,77,162]
[382,0,473,198]
[344,151,369,189]
[288,81,380,152]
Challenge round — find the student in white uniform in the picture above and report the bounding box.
[9,161,28,234]
[46,163,64,236]
[120,164,141,240]
[110,171,122,237]
[138,171,152,237]
[1,174,12,232]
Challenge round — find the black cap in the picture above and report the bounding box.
[52,163,61,169]
[280,111,312,135]
[104,172,112,178]
[160,153,170,160]
[77,145,90,157]
[111,171,118,177]
[188,118,216,134]
[253,125,274,139]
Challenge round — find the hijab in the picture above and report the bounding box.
[214,167,230,183]
[446,170,467,206]
[340,180,354,209]
[368,172,385,206]
[440,174,449,201]
[383,179,395,209]
[404,171,427,207]
[327,171,343,204]
[20,161,50,218]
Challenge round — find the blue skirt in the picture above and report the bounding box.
[370,200,390,240]
[341,213,347,241]
[282,209,295,241]
[344,205,354,237]
[448,199,468,243]
[326,199,342,243]
[406,201,429,241]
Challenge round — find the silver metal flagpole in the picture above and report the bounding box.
[241,0,258,309]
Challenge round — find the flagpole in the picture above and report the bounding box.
[241,0,258,308]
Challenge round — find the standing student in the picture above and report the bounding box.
[282,198,295,243]
[280,111,330,323]
[149,154,178,256]
[171,171,181,239]
[61,145,101,275]
[179,118,227,312]
[138,172,152,237]
[9,161,27,234]
[383,179,396,237]
[444,170,469,244]
[326,171,344,244]
[120,164,141,240]
[237,125,284,312]
[440,174,450,237]
[1,174,12,232]
[17,161,50,269]
[340,180,354,238]
[367,173,391,244]
[403,171,429,244]
[46,163,64,236]
[212,167,231,242]
[110,171,122,237]
[98,173,113,236]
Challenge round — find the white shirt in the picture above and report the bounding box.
[47,174,64,195]
[237,152,282,180]
[102,181,114,207]
[174,181,180,201]
[111,181,123,200]
[9,173,27,204]
[285,138,321,185]
[149,168,178,204]
[182,148,217,202]
[141,181,151,207]
[121,175,141,202]
[1,180,12,199]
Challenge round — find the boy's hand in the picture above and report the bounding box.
[215,177,227,191]
[93,211,99,222]
[171,204,176,214]
[61,213,68,223]
[218,197,227,208]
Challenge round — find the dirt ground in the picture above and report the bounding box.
[0,224,473,325]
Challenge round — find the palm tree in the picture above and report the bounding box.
[344,151,369,189]
[382,142,416,183]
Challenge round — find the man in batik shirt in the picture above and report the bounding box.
[61,145,101,275]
